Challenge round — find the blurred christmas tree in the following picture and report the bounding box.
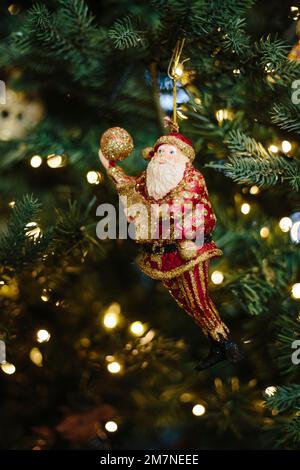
[0,0,300,450]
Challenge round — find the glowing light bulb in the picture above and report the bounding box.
[47,154,65,168]
[173,63,184,78]
[130,321,145,337]
[103,312,118,329]
[29,347,43,367]
[279,217,292,233]
[233,68,240,75]
[250,185,259,195]
[86,170,101,185]
[105,421,118,432]
[281,140,292,153]
[1,362,16,375]
[30,155,42,168]
[192,404,206,416]
[37,329,50,343]
[25,222,41,239]
[268,144,278,154]
[211,270,224,285]
[107,361,121,374]
[215,109,232,123]
[260,227,270,238]
[292,283,300,299]
[264,386,277,397]
[241,203,250,215]
[8,201,15,208]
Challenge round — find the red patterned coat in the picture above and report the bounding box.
[107,162,222,281]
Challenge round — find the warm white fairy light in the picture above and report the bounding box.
[103,312,118,329]
[25,222,41,239]
[250,185,259,195]
[279,217,292,233]
[281,140,292,153]
[173,63,184,78]
[30,155,42,168]
[1,362,16,375]
[268,144,278,154]
[47,154,65,168]
[107,361,122,374]
[260,227,270,239]
[192,404,206,416]
[37,329,50,343]
[211,271,224,285]
[130,321,145,337]
[264,386,277,397]
[241,203,251,215]
[8,201,15,208]
[86,170,101,185]
[105,421,118,432]
[233,68,240,75]
[29,347,43,367]
[215,109,232,123]
[292,283,300,300]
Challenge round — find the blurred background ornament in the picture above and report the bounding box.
[0,87,44,141]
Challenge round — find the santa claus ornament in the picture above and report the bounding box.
[98,40,243,370]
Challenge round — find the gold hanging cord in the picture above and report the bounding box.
[167,37,188,131]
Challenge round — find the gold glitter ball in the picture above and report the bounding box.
[100,127,133,162]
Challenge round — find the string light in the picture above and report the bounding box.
[30,155,42,168]
[103,303,121,329]
[241,203,251,215]
[211,270,224,285]
[279,217,292,233]
[86,170,102,185]
[194,97,201,105]
[173,63,184,78]
[281,140,292,153]
[41,289,50,302]
[250,185,260,195]
[103,312,118,329]
[107,361,122,374]
[130,321,145,337]
[29,347,43,367]
[47,154,65,168]
[8,201,15,208]
[268,144,278,154]
[1,362,16,375]
[233,68,240,75]
[37,329,50,343]
[290,6,300,20]
[215,109,233,124]
[192,404,206,416]
[264,386,277,397]
[105,421,118,432]
[25,222,41,239]
[292,283,300,300]
[260,227,270,238]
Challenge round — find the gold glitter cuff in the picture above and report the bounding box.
[137,248,223,280]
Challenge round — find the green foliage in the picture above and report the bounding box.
[0,195,49,271]
[108,16,146,50]
[208,130,300,191]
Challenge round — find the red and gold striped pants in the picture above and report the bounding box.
[162,261,229,341]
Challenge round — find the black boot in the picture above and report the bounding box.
[194,338,225,371]
[195,336,244,371]
[220,337,244,364]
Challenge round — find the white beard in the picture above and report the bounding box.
[146,157,187,200]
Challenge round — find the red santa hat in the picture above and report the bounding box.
[143,132,195,162]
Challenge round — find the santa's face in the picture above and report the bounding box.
[146,144,189,200]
